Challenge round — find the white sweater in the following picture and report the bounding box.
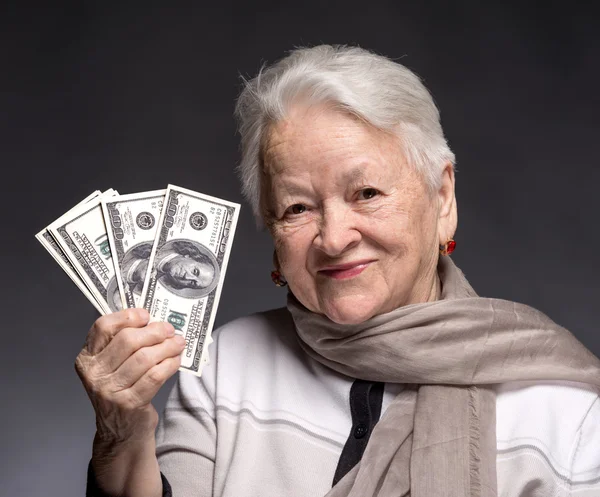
[156,308,600,497]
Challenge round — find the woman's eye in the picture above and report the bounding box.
[286,204,307,215]
[193,268,199,276]
[358,188,379,200]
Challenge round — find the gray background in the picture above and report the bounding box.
[2,3,598,496]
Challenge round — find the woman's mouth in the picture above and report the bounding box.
[318,260,373,280]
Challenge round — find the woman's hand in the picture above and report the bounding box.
[75,308,186,496]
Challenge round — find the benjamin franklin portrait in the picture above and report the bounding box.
[154,239,220,298]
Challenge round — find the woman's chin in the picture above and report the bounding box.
[320,296,381,325]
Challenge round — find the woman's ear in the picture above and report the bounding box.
[437,162,457,244]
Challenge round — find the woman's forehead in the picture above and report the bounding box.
[262,133,406,190]
[265,106,368,148]
[262,109,402,177]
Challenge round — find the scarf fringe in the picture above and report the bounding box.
[468,386,482,497]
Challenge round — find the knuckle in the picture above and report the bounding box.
[141,322,167,343]
[148,321,167,336]
[107,371,128,392]
[74,354,84,374]
[133,348,153,369]
[146,366,165,386]
[74,353,95,382]
[92,314,111,333]
[162,356,180,377]
[120,327,140,351]
[82,359,113,393]
[92,309,140,338]
[108,390,131,411]
[91,375,115,400]
[74,358,88,382]
[123,308,139,324]
[124,391,144,410]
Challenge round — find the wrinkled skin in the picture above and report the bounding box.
[75,309,186,448]
[262,104,457,325]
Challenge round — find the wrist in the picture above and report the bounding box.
[92,430,156,461]
[92,433,160,497]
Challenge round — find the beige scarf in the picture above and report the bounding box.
[288,257,600,497]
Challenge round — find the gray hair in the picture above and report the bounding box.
[234,44,455,222]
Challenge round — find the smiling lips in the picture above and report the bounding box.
[318,260,373,280]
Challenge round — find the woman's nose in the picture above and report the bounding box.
[313,207,361,257]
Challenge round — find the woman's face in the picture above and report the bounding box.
[262,105,456,324]
[165,255,214,289]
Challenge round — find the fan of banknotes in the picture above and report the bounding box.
[35,185,240,376]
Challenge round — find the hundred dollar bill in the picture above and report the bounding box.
[141,185,240,376]
[49,190,121,315]
[36,190,105,314]
[102,190,165,309]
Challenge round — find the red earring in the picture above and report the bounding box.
[439,239,456,256]
[271,270,288,287]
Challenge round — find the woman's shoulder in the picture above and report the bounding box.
[495,379,599,430]
[494,380,600,488]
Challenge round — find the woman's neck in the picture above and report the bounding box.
[430,272,442,302]
[412,259,443,305]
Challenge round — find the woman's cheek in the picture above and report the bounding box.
[277,238,306,273]
[274,230,312,277]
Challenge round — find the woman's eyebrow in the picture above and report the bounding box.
[271,165,371,200]
[342,166,369,184]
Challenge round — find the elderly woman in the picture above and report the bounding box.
[79,45,600,497]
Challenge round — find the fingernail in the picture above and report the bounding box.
[165,323,175,336]
[174,335,186,345]
[136,308,149,320]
